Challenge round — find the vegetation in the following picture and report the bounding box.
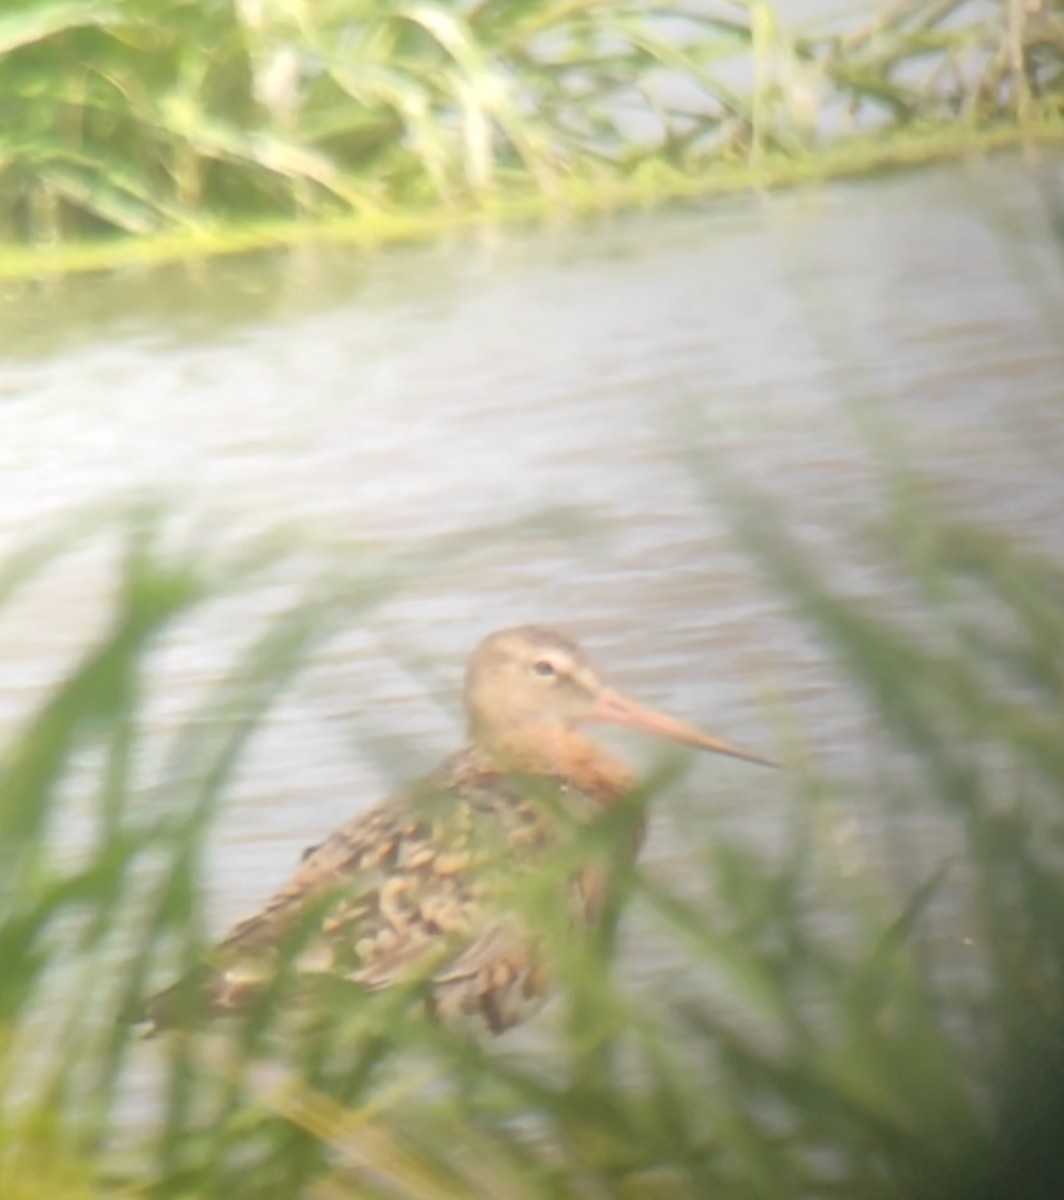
[0,0,1061,269]
[2,8,1062,1193]
[2,458,1064,1199]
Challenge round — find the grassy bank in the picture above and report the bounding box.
[2,471,1064,1199]
[0,0,1061,274]
[0,113,1059,281]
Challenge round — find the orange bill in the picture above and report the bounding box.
[588,688,778,769]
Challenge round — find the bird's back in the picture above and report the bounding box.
[144,745,612,1034]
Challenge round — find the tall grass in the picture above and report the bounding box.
[2,466,1064,1199]
[0,0,1058,248]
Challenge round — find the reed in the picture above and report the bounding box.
[2,457,1063,1199]
[0,0,1059,258]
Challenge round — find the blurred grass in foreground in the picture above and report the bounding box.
[1,466,1063,1200]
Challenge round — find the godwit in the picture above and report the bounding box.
[144,627,775,1034]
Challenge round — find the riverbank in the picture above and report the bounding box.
[0,112,1059,281]
[1,0,1059,279]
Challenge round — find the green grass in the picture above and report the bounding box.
[2,458,1064,1199]
[0,0,1060,270]
[1,111,1060,280]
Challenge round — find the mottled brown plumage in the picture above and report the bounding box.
[144,626,775,1034]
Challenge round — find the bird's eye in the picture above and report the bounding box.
[531,659,556,678]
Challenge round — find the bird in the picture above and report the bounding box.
[142,626,776,1036]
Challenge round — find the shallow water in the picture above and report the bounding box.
[1,155,1063,1026]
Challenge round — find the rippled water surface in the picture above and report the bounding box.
[1,156,1062,995]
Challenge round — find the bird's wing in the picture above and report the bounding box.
[143,754,566,1029]
[142,798,429,1028]
[215,800,418,959]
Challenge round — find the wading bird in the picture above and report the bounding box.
[144,626,775,1035]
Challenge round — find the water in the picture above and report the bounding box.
[1,154,1062,1008]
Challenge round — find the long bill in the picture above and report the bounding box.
[587,688,779,769]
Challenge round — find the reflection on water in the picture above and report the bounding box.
[1,155,1063,988]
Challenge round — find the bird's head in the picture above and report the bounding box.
[464,626,776,769]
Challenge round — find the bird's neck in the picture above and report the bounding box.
[476,725,636,807]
